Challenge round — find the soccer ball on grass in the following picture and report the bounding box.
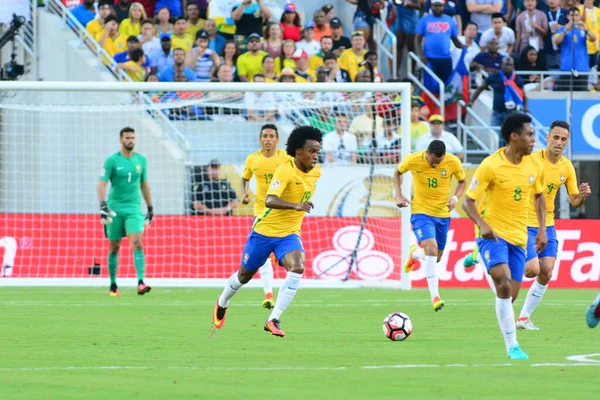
[382,312,412,341]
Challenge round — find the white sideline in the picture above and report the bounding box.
[0,363,598,372]
[0,278,406,289]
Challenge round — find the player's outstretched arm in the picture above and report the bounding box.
[97,180,116,225]
[533,193,548,252]
[448,179,467,211]
[265,195,313,213]
[140,181,154,227]
[569,182,592,208]
[393,169,410,208]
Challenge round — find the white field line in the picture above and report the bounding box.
[0,300,591,307]
[0,363,599,372]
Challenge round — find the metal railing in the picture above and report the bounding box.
[456,100,499,163]
[45,0,131,81]
[407,51,445,120]
[44,0,190,153]
[13,0,37,59]
[373,18,397,80]
[513,70,597,91]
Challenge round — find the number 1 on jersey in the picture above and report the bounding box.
[127,172,132,183]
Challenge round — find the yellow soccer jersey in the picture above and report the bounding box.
[171,33,195,52]
[253,160,321,238]
[526,149,579,227]
[466,148,544,248]
[397,151,465,218]
[242,149,292,216]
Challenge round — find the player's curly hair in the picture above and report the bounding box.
[501,113,532,144]
[286,126,323,157]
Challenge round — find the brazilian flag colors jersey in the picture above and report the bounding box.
[99,152,148,213]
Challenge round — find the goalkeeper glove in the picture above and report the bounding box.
[100,201,116,225]
[145,206,154,227]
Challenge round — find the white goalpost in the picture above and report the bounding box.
[0,81,413,289]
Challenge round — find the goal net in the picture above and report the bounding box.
[0,82,413,288]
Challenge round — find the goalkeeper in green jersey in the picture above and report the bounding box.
[97,127,154,296]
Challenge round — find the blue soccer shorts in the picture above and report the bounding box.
[241,231,304,271]
[476,236,526,282]
[525,226,558,262]
[410,213,451,250]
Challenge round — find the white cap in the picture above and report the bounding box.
[431,0,445,4]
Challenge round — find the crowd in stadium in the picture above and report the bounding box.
[62,0,600,159]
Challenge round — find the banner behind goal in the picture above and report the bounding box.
[0,82,412,288]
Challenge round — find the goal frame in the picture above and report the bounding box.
[0,81,413,289]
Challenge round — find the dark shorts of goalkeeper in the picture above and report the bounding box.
[104,210,145,240]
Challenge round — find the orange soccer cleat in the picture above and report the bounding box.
[264,318,285,337]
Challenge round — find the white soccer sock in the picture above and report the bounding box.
[218,272,244,308]
[259,258,274,295]
[424,256,439,299]
[269,271,302,320]
[496,297,518,351]
[479,253,497,295]
[519,280,548,320]
[412,247,425,260]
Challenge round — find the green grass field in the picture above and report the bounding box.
[1,287,598,399]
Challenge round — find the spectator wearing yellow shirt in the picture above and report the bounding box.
[96,16,129,57]
[337,31,367,81]
[580,0,600,67]
[274,39,296,74]
[119,2,147,37]
[292,49,317,82]
[398,101,431,147]
[86,0,112,40]
[262,55,279,82]
[117,48,147,81]
[308,36,334,70]
[236,33,268,82]
[186,2,205,39]
[171,17,195,53]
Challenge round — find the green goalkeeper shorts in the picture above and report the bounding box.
[104,210,145,240]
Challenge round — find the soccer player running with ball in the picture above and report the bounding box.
[213,126,322,337]
[516,121,591,330]
[462,113,547,360]
[394,140,466,312]
[98,127,154,296]
[241,124,291,309]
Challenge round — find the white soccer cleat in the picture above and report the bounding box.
[516,318,540,331]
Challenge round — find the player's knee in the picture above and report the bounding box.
[289,263,304,275]
[494,277,512,297]
[423,242,438,256]
[524,268,538,279]
[130,240,143,250]
[109,243,121,254]
[238,268,255,284]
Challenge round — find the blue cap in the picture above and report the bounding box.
[159,33,171,41]
[304,21,315,30]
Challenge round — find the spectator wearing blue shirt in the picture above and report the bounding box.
[416,0,463,83]
[544,0,569,69]
[470,37,504,73]
[149,34,174,75]
[71,0,96,27]
[553,7,597,91]
[424,0,462,32]
[158,48,198,82]
[205,19,226,55]
[114,36,151,68]
[470,57,528,135]
[155,0,182,19]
